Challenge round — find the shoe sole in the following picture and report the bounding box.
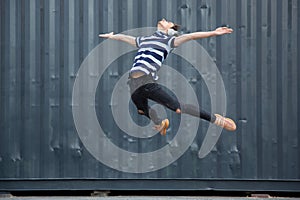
[225,118,236,131]
[215,114,237,131]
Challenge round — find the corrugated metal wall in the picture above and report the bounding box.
[0,0,299,186]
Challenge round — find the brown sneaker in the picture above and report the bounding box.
[153,119,169,136]
[214,114,236,131]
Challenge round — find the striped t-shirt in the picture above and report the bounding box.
[130,31,176,80]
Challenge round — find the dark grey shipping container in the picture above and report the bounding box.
[0,0,300,192]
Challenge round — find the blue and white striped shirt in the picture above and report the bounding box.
[130,31,176,80]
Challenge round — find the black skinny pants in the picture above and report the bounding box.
[128,74,216,125]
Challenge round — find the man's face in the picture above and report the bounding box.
[158,18,175,30]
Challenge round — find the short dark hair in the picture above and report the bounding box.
[171,24,180,31]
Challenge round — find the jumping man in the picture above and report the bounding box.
[99,18,236,135]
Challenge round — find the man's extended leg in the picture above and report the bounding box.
[146,84,215,122]
[179,103,215,122]
[178,104,236,131]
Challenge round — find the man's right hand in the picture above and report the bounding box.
[98,32,114,38]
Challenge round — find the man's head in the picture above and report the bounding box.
[157,18,180,35]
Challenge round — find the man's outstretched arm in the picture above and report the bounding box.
[173,27,233,47]
[99,32,136,47]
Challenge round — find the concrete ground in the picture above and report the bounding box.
[0,197,299,200]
